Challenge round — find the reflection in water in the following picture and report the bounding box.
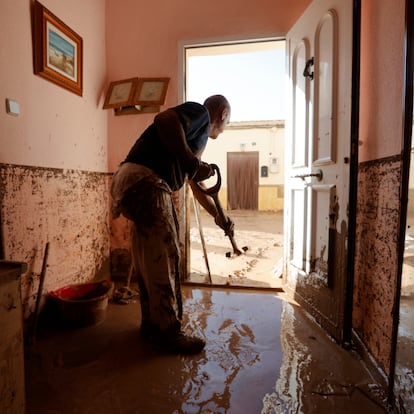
[178,289,284,413]
[395,291,414,410]
[262,302,311,413]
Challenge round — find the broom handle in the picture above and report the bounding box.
[32,242,49,343]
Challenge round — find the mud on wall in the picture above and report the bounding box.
[353,155,402,375]
[0,163,111,320]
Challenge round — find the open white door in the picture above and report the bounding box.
[284,0,353,342]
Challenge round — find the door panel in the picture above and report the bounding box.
[291,187,307,270]
[285,0,352,343]
[314,10,337,164]
[292,40,310,169]
[310,184,337,287]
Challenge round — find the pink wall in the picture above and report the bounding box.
[0,0,108,171]
[105,0,312,171]
[358,0,406,162]
[353,0,406,375]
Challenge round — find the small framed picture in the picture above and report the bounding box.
[103,78,138,109]
[33,0,83,96]
[134,78,170,105]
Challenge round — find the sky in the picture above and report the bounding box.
[185,41,286,122]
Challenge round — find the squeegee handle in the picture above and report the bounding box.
[211,190,242,256]
[197,163,221,195]
[196,164,242,256]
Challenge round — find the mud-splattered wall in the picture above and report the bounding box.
[353,155,402,375]
[0,163,111,320]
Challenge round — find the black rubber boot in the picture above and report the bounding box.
[152,331,206,355]
[165,333,206,354]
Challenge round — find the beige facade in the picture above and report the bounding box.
[202,120,285,211]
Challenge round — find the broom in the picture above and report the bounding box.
[113,264,139,304]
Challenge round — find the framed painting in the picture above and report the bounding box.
[134,78,170,105]
[33,1,83,96]
[103,78,138,109]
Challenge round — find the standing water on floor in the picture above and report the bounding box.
[177,289,285,413]
[25,286,388,413]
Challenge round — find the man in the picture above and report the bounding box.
[111,95,233,354]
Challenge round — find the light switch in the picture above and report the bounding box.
[6,98,20,116]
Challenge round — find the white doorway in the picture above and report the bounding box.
[182,40,286,289]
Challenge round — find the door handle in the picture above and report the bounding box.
[292,169,323,181]
[303,57,314,80]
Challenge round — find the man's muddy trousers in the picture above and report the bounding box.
[111,162,183,336]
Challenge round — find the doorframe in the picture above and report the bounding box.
[178,36,284,101]
[343,0,361,348]
[390,0,414,406]
[179,37,286,284]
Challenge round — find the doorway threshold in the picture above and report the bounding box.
[185,270,284,292]
[183,279,284,293]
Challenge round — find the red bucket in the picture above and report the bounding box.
[49,279,113,327]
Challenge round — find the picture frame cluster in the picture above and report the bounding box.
[32,0,170,111]
[103,77,170,110]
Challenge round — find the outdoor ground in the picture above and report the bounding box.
[188,208,284,289]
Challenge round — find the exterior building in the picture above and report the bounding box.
[202,120,285,212]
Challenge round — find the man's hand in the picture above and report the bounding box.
[215,213,235,236]
[191,161,215,182]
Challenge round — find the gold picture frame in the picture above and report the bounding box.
[134,78,170,105]
[103,78,138,109]
[33,0,83,96]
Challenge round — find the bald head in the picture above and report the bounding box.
[204,95,230,122]
[203,95,231,139]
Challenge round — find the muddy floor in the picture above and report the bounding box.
[188,209,284,289]
[25,285,388,413]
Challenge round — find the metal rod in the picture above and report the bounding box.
[32,242,49,344]
[192,196,212,284]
